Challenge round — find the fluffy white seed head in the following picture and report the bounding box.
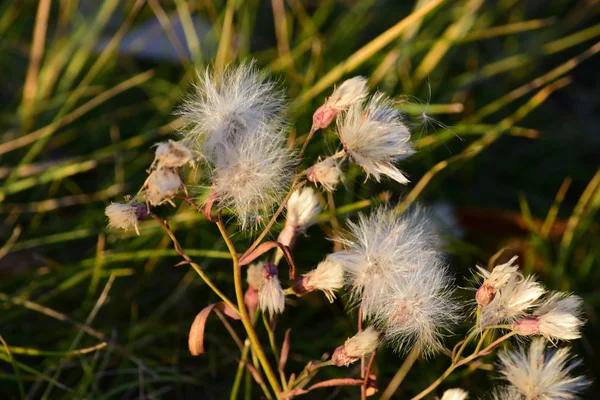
[336,92,415,185]
[480,274,545,329]
[210,125,296,230]
[312,76,368,130]
[105,202,147,235]
[144,168,183,206]
[328,207,441,318]
[152,140,195,169]
[178,62,285,158]
[490,387,522,400]
[297,259,344,302]
[285,187,321,230]
[258,263,285,317]
[476,256,521,307]
[331,326,380,366]
[306,157,342,191]
[497,338,589,399]
[375,264,460,356]
[440,388,468,400]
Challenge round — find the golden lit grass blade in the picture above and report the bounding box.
[0,185,124,213]
[21,0,51,127]
[471,41,600,122]
[271,0,294,74]
[413,0,483,85]
[541,178,572,239]
[0,70,154,158]
[1,343,107,357]
[415,124,539,149]
[399,103,464,115]
[175,0,204,66]
[0,226,22,261]
[147,0,192,68]
[458,23,600,87]
[293,0,447,107]
[0,2,21,38]
[558,170,600,264]
[396,77,572,214]
[0,335,25,399]
[462,18,556,42]
[215,0,236,71]
[53,0,121,95]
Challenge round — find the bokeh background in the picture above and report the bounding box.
[0,0,599,398]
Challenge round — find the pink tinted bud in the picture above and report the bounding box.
[132,203,149,220]
[512,317,540,336]
[311,104,337,131]
[244,287,259,315]
[331,345,358,367]
[476,284,495,307]
[292,275,310,295]
[277,223,298,249]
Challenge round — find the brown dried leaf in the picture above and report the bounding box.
[188,302,240,356]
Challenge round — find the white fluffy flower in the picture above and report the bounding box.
[247,262,266,290]
[512,293,584,342]
[476,256,520,307]
[210,124,296,230]
[307,157,342,191]
[144,168,183,206]
[375,264,459,356]
[258,263,285,317]
[312,76,368,130]
[328,207,440,317]
[336,92,415,185]
[178,62,285,159]
[497,338,589,399]
[331,326,380,366]
[440,388,468,400]
[105,202,147,235]
[480,273,545,329]
[295,259,344,302]
[152,140,195,169]
[285,187,321,230]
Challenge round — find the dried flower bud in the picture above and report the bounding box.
[476,256,520,307]
[153,140,195,169]
[145,168,183,206]
[244,287,259,315]
[331,327,379,367]
[293,259,344,302]
[105,202,148,235]
[312,77,368,131]
[512,317,540,336]
[258,263,285,317]
[307,157,342,192]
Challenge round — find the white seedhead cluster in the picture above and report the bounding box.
[103,64,588,399]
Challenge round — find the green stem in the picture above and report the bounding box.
[217,217,283,398]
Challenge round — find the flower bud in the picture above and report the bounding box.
[307,157,342,192]
[475,284,495,307]
[512,317,540,336]
[153,140,194,169]
[331,327,379,367]
[105,202,148,235]
[145,168,183,206]
[293,259,344,303]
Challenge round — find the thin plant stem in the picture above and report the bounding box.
[262,313,288,391]
[380,346,420,400]
[216,215,283,398]
[231,341,251,400]
[411,332,516,400]
[149,213,238,312]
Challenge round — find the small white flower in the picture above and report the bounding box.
[105,202,147,235]
[512,293,584,342]
[306,157,342,191]
[152,140,195,169]
[312,76,368,130]
[440,388,468,400]
[480,274,545,329]
[258,263,285,317]
[497,338,589,399]
[144,168,183,206]
[476,256,520,307]
[336,93,415,185]
[210,124,296,230]
[178,62,285,160]
[295,259,344,302]
[285,187,321,230]
[331,326,379,366]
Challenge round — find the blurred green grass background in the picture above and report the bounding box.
[0,0,599,398]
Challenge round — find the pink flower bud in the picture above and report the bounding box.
[311,104,338,131]
[476,284,496,307]
[512,317,540,336]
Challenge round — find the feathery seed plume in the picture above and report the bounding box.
[258,263,286,317]
[105,202,148,235]
[312,76,368,131]
[293,259,344,302]
[307,157,342,192]
[476,256,520,307]
[331,326,380,367]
